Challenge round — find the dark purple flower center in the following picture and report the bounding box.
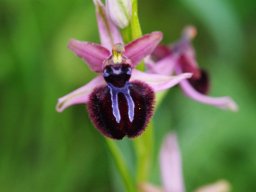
[103,64,132,87]
[103,64,134,123]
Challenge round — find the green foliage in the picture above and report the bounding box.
[0,0,256,191]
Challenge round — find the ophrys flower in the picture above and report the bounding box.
[146,26,238,111]
[56,32,192,139]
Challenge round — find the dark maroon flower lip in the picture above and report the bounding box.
[87,58,155,139]
[88,78,155,139]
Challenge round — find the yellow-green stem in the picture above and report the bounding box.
[118,0,169,189]
[105,139,136,192]
[133,122,154,183]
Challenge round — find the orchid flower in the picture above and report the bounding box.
[56,0,193,140]
[140,133,231,192]
[56,29,192,139]
[146,26,238,111]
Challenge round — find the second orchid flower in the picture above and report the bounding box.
[146,26,238,111]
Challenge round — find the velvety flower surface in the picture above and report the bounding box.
[56,32,192,139]
[146,26,238,111]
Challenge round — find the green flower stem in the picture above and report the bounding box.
[133,92,167,184]
[155,91,168,109]
[115,0,169,189]
[121,0,170,186]
[121,0,142,43]
[130,0,144,72]
[107,0,147,189]
[128,0,152,184]
[105,139,136,192]
[130,0,142,39]
[133,122,154,183]
[121,26,132,44]
[121,0,144,71]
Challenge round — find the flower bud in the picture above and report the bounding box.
[106,0,132,29]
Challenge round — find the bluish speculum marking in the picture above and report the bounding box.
[103,64,135,123]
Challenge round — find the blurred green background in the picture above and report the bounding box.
[1,0,256,191]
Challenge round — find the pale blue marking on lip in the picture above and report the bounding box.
[109,86,121,123]
[108,82,135,123]
[124,88,135,122]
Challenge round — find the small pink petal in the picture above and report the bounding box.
[145,54,178,76]
[56,75,105,112]
[68,39,111,72]
[131,69,192,92]
[160,134,185,192]
[195,180,231,192]
[125,32,163,67]
[179,79,238,111]
[170,27,199,70]
[180,26,198,67]
[94,0,123,50]
[139,183,163,192]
